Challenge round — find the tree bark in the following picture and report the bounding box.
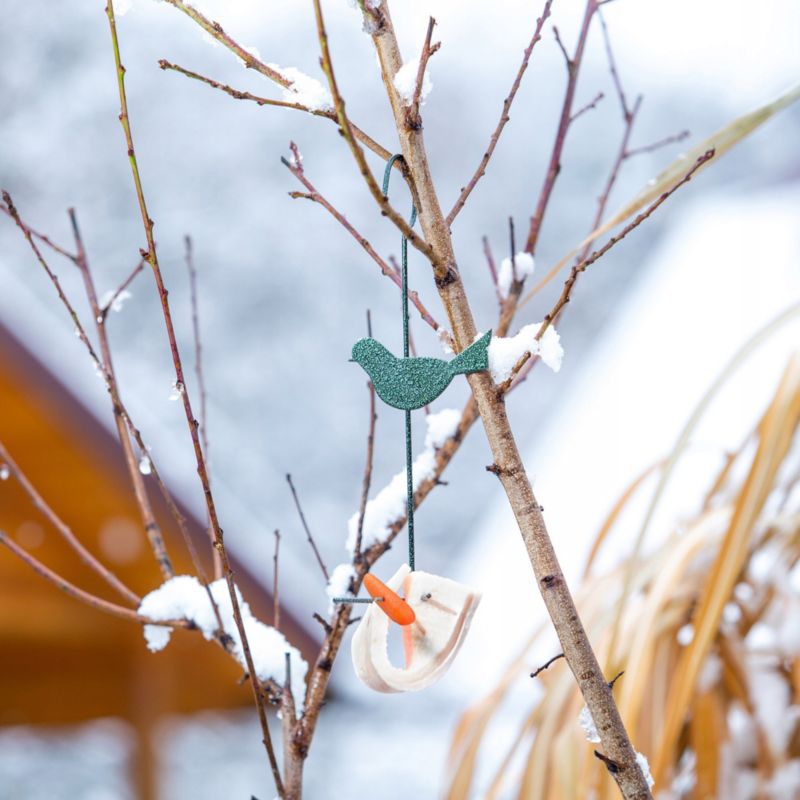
[369,5,653,798]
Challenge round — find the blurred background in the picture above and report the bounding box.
[0,0,798,798]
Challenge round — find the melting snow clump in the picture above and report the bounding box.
[267,64,333,112]
[578,704,600,743]
[487,324,563,382]
[636,750,655,789]
[138,575,308,707]
[497,252,535,298]
[327,563,356,611]
[393,59,432,106]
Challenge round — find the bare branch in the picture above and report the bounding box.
[311,0,434,262]
[69,207,174,580]
[0,200,78,263]
[483,235,502,305]
[105,4,282,793]
[570,90,605,123]
[506,149,716,388]
[626,129,690,158]
[525,0,599,254]
[0,531,183,626]
[281,146,440,331]
[407,17,438,127]
[158,59,393,163]
[100,255,145,320]
[354,374,377,559]
[285,473,329,582]
[273,529,281,631]
[0,439,140,604]
[531,652,565,678]
[446,0,554,224]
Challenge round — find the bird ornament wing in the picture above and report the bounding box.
[351,564,481,693]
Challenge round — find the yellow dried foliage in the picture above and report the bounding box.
[445,326,800,799]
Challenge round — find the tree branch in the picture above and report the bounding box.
[158,58,393,163]
[447,0,553,225]
[105,4,283,794]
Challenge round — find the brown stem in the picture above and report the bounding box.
[158,59,392,163]
[105,3,282,793]
[285,473,329,582]
[0,200,78,263]
[446,0,554,224]
[0,531,183,626]
[282,146,440,331]
[69,208,174,580]
[367,3,652,797]
[407,17,437,128]
[273,529,281,631]
[100,255,146,320]
[354,378,377,558]
[184,235,221,579]
[0,439,140,606]
[312,0,434,262]
[525,0,598,254]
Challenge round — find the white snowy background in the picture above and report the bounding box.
[0,0,798,797]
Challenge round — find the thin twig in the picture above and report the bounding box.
[105,4,282,794]
[0,531,186,626]
[530,652,565,678]
[407,17,438,127]
[285,473,329,581]
[311,0,434,262]
[570,91,605,123]
[158,58,393,164]
[3,196,221,605]
[272,529,281,632]
[598,8,631,120]
[504,149,715,388]
[0,438,140,606]
[354,375,377,559]
[0,201,78,263]
[282,145,440,331]
[483,236,502,305]
[447,0,554,224]
[100,256,146,320]
[184,235,221,579]
[70,207,174,580]
[625,129,690,158]
[525,0,599,254]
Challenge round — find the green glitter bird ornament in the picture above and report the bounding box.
[351,330,492,410]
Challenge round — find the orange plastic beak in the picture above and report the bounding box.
[363,573,416,626]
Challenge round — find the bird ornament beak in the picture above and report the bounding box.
[351,564,480,692]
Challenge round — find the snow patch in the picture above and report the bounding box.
[578,704,600,743]
[99,289,131,313]
[327,563,356,611]
[138,575,307,708]
[487,324,563,383]
[636,750,655,790]
[393,59,432,106]
[267,64,333,111]
[498,252,535,298]
[346,408,461,553]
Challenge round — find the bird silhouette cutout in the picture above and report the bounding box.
[351,330,492,410]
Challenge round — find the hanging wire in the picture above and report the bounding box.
[382,155,418,571]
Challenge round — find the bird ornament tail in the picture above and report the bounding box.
[448,329,492,376]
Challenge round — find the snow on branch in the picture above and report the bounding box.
[393,58,432,107]
[346,408,461,554]
[139,575,308,707]
[267,64,333,112]
[487,325,563,383]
